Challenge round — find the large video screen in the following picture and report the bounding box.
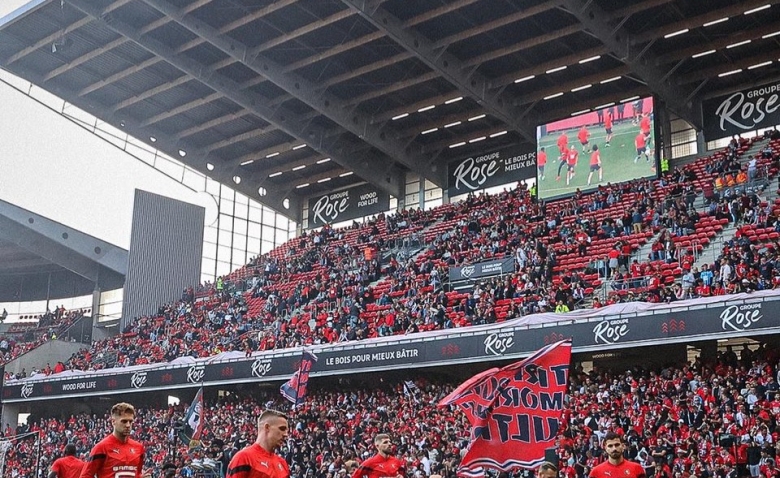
[535,97,657,200]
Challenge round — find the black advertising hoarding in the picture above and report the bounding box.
[3,296,779,402]
[448,258,514,282]
[307,183,390,228]
[447,144,536,197]
[702,80,780,141]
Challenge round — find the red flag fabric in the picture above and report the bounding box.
[281,350,318,406]
[439,340,572,475]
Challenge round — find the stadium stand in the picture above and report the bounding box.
[0,308,87,376]
[9,137,765,373]
[4,345,780,478]
[4,3,780,478]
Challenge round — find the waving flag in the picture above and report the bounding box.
[439,340,571,476]
[180,387,205,449]
[281,350,318,406]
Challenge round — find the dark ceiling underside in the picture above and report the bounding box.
[1,0,779,221]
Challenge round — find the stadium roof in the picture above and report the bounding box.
[0,0,779,222]
[0,199,127,302]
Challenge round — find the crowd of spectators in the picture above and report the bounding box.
[5,343,780,478]
[4,135,780,374]
[0,307,86,374]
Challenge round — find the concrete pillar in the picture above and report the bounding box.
[1,403,20,431]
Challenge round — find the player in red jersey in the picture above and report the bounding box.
[589,432,646,478]
[50,444,84,478]
[587,144,602,186]
[557,131,569,158]
[639,113,653,152]
[635,132,649,163]
[640,114,651,137]
[566,144,579,185]
[80,402,147,478]
[352,434,405,478]
[577,125,590,152]
[604,110,613,147]
[227,409,290,478]
[538,147,548,180]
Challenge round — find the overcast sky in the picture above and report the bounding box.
[0,1,219,317]
[0,1,215,250]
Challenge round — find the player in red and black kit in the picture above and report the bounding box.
[80,402,148,478]
[635,132,649,163]
[587,144,602,186]
[557,131,569,158]
[227,409,290,478]
[352,434,405,478]
[538,147,547,180]
[639,113,653,153]
[565,144,579,185]
[577,125,590,152]
[640,114,651,139]
[589,432,646,478]
[50,444,84,478]
[604,110,614,147]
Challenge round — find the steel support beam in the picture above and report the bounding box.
[3,0,132,65]
[632,0,780,45]
[73,0,292,97]
[287,168,352,189]
[558,0,701,128]
[702,73,780,100]
[258,155,334,176]
[341,0,538,144]
[655,21,780,66]
[63,0,404,208]
[679,50,780,85]
[139,0,443,188]
[513,65,632,107]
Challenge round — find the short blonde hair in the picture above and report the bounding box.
[259,409,287,424]
[111,402,135,417]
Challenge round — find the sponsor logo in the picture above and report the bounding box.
[20,382,33,399]
[187,364,206,384]
[251,359,272,378]
[460,265,476,278]
[452,154,501,191]
[130,371,148,389]
[62,381,97,391]
[593,318,630,344]
[311,191,349,224]
[484,332,515,356]
[713,86,780,133]
[721,303,763,332]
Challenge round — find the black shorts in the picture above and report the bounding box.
[605,127,613,134]
[580,140,589,146]
[636,147,646,155]
[590,164,601,171]
[568,164,576,172]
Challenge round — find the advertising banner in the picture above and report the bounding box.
[307,183,390,228]
[448,258,515,282]
[703,80,780,141]
[447,144,536,197]
[3,297,778,402]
